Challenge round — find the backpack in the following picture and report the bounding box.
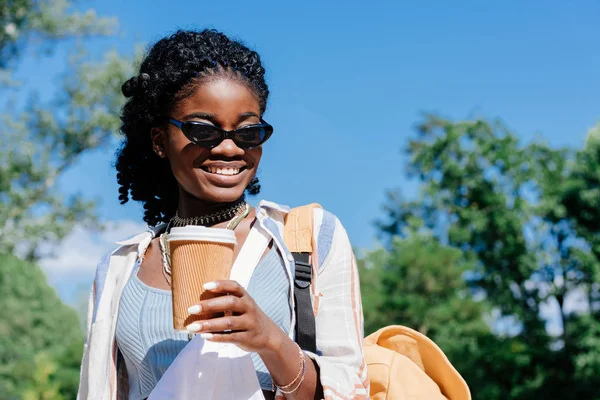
[283,205,471,400]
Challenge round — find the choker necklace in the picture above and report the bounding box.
[170,197,248,228]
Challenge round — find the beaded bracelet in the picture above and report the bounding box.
[272,345,306,394]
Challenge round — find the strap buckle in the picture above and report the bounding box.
[293,252,312,289]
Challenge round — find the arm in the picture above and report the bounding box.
[259,332,321,399]
[188,281,322,399]
[77,251,109,399]
[77,273,97,399]
[305,216,369,400]
[190,216,369,400]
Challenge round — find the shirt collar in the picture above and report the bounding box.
[256,200,291,214]
[113,201,291,246]
[114,223,165,245]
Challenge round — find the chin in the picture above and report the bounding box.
[195,186,248,204]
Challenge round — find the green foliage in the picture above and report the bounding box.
[0,0,116,69]
[367,115,600,399]
[0,0,134,259]
[359,228,493,390]
[360,230,485,336]
[0,253,83,399]
[0,1,133,398]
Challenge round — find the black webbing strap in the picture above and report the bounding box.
[293,252,317,354]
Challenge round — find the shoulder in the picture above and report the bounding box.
[312,208,352,272]
[90,224,160,316]
[258,199,341,228]
[260,200,348,271]
[96,223,161,272]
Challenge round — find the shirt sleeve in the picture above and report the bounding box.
[305,216,369,400]
[77,253,108,400]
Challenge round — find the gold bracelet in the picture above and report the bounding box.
[278,358,306,394]
[273,345,305,392]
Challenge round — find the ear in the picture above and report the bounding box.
[151,127,167,158]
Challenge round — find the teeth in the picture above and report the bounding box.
[207,166,241,176]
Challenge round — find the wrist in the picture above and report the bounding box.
[260,326,288,357]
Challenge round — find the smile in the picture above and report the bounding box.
[201,166,246,176]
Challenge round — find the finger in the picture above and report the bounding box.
[202,331,246,344]
[188,294,247,316]
[203,280,246,297]
[187,315,249,333]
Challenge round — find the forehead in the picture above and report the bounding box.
[174,78,260,118]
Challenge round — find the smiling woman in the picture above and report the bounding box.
[153,77,266,205]
[77,29,368,400]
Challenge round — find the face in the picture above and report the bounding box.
[152,78,263,204]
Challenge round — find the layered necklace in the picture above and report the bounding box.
[169,196,250,228]
[159,197,252,286]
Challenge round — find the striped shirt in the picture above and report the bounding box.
[77,201,369,400]
[116,247,289,399]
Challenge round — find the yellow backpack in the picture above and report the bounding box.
[284,205,471,400]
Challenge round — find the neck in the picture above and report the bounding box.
[176,188,245,219]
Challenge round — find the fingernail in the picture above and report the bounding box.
[188,305,201,314]
[200,333,213,340]
[186,323,202,332]
[203,282,218,290]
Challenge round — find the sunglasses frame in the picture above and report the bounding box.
[168,118,273,150]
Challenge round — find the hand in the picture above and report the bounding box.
[185,280,285,354]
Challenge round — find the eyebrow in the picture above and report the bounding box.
[182,111,260,125]
[182,112,217,123]
[237,111,260,124]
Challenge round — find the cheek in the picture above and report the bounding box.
[248,148,263,169]
[166,133,195,163]
[165,140,205,178]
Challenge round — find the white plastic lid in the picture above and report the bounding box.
[167,226,237,245]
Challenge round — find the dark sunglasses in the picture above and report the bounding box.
[168,118,273,149]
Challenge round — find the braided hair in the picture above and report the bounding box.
[115,29,269,226]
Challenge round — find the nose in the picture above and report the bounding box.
[210,138,244,157]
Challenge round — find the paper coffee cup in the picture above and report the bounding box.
[167,226,237,332]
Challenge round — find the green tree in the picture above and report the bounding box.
[359,218,522,396]
[541,122,600,391]
[1,0,134,259]
[360,221,486,336]
[0,253,84,399]
[1,1,134,398]
[359,222,491,378]
[375,115,600,399]
[20,353,64,400]
[1,0,115,69]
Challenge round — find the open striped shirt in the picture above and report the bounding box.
[77,200,369,400]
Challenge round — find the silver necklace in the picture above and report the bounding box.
[159,202,252,285]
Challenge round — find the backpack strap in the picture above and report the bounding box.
[284,204,321,354]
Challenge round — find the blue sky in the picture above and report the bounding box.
[16,1,599,299]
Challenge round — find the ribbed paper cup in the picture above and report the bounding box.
[167,226,237,332]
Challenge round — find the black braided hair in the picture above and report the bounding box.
[115,29,268,226]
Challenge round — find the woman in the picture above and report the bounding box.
[77,29,368,400]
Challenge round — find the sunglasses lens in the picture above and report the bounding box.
[183,123,222,147]
[178,121,273,149]
[234,125,273,148]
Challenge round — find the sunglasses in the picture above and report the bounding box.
[168,118,273,149]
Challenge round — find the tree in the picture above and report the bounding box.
[0,253,84,399]
[1,0,134,259]
[1,1,135,397]
[375,115,600,399]
[358,221,491,380]
[542,122,600,392]
[1,0,115,70]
